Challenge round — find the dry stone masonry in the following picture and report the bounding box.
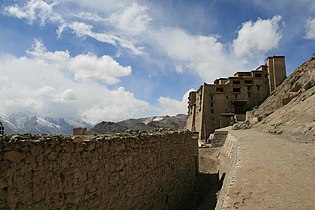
[0,130,198,210]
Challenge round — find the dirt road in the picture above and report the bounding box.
[219,129,315,210]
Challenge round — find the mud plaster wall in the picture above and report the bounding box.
[215,131,238,210]
[0,131,198,210]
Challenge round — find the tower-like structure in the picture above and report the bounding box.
[266,56,286,94]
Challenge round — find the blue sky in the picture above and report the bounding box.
[0,0,315,124]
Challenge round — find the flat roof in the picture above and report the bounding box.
[267,55,285,59]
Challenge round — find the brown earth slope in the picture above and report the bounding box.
[247,55,315,136]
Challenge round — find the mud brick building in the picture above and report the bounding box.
[187,56,286,140]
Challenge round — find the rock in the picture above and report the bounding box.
[73,136,83,143]
[3,151,26,162]
[247,55,315,136]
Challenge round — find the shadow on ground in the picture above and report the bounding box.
[186,172,224,210]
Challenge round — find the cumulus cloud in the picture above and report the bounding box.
[69,54,131,84]
[0,40,148,123]
[233,15,282,59]
[152,28,241,82]
[305,18,315,39]
[82,87,149,124]
[108,2,151,35]
[5,1,144,55]
[158,89,194,116]
[153,16,283,83]
[27,39,131,84]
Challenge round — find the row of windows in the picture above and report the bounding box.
[215,85,260,93]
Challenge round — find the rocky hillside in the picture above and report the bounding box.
[247,55,315,136]
[89,114,187,134]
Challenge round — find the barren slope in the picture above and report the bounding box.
[247,55,315,136]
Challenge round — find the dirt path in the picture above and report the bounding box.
[220,129,315,210]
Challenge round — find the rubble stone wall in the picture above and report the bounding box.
[0,131,198,210]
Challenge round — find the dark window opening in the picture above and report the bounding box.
[235,94,238,99]
[248,93,251,98]
[256,85,260,91]
[233,88,240,92]
[211,102,213,107]
[233,80,240,84]
[226,95,228,99]
[247,86,251,91]
[216,88,224,92]
[210,95,213,100]
[255,73,262,77]
[211,109,214,113]
[245,80,253,84]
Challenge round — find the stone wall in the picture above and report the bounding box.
[215,130,238,210]
[0,131,198,210]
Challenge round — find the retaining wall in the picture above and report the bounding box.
[0,131,198,210]
[215,130,238,210]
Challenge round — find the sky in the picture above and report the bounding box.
[0,0,315,124]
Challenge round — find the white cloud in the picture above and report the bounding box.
[69,54,131,84]
[152,16,283,83]
[158,89,194,116]
[305,18,315,39]
[152,28,241,82]
[58,22,143,55]
[74,12,105,22]
[0,40,148,123]
[69,0,134,12]
[27,39,131,84]
[82,87,149,124]
[233,15,282,58]
[5,1,144,55]
[108,2,151,35]
[175,65,183,73]
[4,0,61,25]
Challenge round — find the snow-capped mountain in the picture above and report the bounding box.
[0,111,92,134]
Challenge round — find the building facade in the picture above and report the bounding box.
[186,56,286,140]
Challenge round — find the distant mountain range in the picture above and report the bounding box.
[89,114,187,134]
[0,112,187,135]
[0,111,92,134]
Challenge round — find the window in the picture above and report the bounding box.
[247,86,251,91]
[255,73,262,77]
[248,93,251,98]
[216,88,224,92]
[233,80,240,84]
[211,109,214,113]
[256,85,260,91]
[233,88,240,92]
[210,95,213,100]
[235,94,238,99]
[245,80,253,84]
[226,95,228,99]
[211,102,213,107]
